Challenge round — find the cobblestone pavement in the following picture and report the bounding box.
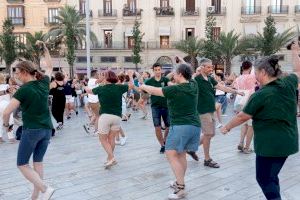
[0,106,299,200]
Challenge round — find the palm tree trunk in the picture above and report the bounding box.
[69,64,74,78]
[225,59,232,75]
[5,64,11,75]
[135,63,138,72]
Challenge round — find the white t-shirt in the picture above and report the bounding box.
[87,78,99,103]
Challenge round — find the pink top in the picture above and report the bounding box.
[233,69,257,94]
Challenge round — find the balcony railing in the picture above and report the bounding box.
[182,8,200,16]
[241,6,262,15]
[9,17,25,25]
[154,7,174,16]
[44,17,59,26]
[80,10,93,18]
[146,41,178,49]
[207,7,226,16]
[295,5,300,14]
[98,9,117,17]
[43,0,61,2]
[7,0,24,3]
[268,5,289,14]
[123,8,142,17]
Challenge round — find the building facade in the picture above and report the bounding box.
[1,0,300,73]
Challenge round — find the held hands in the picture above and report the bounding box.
[220,126,230,135]
[127,70,134,77]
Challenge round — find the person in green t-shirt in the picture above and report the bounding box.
[221,45,300,200]
[85,70,134,169]
[188,57,243,168]
[2,41,55,200]
[145,63,171,154]
[140,64,200,200]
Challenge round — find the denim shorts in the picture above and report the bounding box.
[17,128,51,166]
[151,107,170,127]
[165,125,200,153]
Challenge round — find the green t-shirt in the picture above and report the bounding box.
[194,75,218,114]
[162,80,200,127]
[243,74,299,157]
[92,84,128,117]
[145,76,169,108]
[13,76,53,129]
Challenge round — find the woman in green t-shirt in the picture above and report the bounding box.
[140,64,200,200]
[86,70,134,169]
[2,41,55,200]
[221,44,300,200]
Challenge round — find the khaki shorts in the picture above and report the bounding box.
[244,119,253,126]
[98,114,121,134]
[199,113,216,136]
[89,102,100,117]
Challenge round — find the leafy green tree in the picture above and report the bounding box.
[0,19,17,74]
[132,20,144,72]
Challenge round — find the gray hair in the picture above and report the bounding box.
[196,57,212,67]
[254,56,282,78]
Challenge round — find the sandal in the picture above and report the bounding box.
[242,148,253,154]
[204,159,220,168]
[168,183,185,199]
[237,144,244,151]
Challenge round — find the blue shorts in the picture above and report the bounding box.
[151,107,170,127]
[165,125,200,153]
[17,128,51,166]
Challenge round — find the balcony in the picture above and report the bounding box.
[268,5,289,14]
[7,0,24,3]
[9,17,25,26]
[182,8,200,16]
[154,7,174,17]
[207,6,226,16]
[79,10,93,18]
[241,6,262,15]
[123,8,142,17]
[146,41,178,49]
[295,5,300,14]
[98,9,117,17]
[44,17,59,26]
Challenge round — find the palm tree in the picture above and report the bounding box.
[217,30,243,74]
[175,37,204,70]
[19,31,47,69]
[45,5,98,77]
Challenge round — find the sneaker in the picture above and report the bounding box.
[242,148,253,154]
[216,123,223,128]
[120,136,127,146]
[168,186,185,200]
[237,144,244,151]
[187,151,199,161]
[83,124,91,134]
[75,111,78,115]
[115,140,121,145]
[104,159,117,169]
[40,186,55,200]
[56,124,63,131]
[160,146,165,154]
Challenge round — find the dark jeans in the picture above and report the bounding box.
[256,155,287,200]
[151,106,170,127]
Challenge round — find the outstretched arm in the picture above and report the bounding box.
[292,43,300,78]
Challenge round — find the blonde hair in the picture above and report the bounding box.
[0,73,6,84]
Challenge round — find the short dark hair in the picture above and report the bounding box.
[91,69,98,77]
[54,72,65,81]
[216,72,224,81]
[152,63,161,70]
[241,61,252,71]
[176,64,193,80]
[104,70,118,83]
[254,56,282,78]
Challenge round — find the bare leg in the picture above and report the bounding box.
[166,150,186,185]
[164,127,169,143]
[18,165,47,193]
[239,124,247,147]
[154,127,164,146]
[31,162,43,200]
[215,103,222,124]
[244,126,254,149]
[99,134,114,160]
[202,135,212,161]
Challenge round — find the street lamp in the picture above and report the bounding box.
[85,0,91,78]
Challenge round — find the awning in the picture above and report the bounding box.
[125,28,133,37]
[159,26,171,36]
[244,24,257,35]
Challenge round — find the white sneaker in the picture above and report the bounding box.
[216,123,223,128]
[120,136,127,146]
[39,186,55,200]
[168,189,185,199]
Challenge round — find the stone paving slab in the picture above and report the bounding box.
[0,106,299,200]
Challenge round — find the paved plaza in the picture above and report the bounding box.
[0,106,300,200]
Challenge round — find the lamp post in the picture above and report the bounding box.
[85,0,91,78]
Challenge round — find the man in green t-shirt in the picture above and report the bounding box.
[145,63,170,154]
[191,58,243,168]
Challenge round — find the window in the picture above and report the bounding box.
[186,0,195,11]
[79,0,86,15]
[211,0,221,13]
[7,6,24,25]
[127,0,136,11]
[104,30,112,48]
[14,33,27,47]
[124,56,133,62]
[104,0,112,14]
[77,56,93,63]
[48,8,59,23]
[272,0,282,12]
[212,27,221,41]
[245,0,255,14]
[160,0,169,7]
[160,36,169,48]
[185,28,195,39]
[128,36,134,49]
[101,56,116,63]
